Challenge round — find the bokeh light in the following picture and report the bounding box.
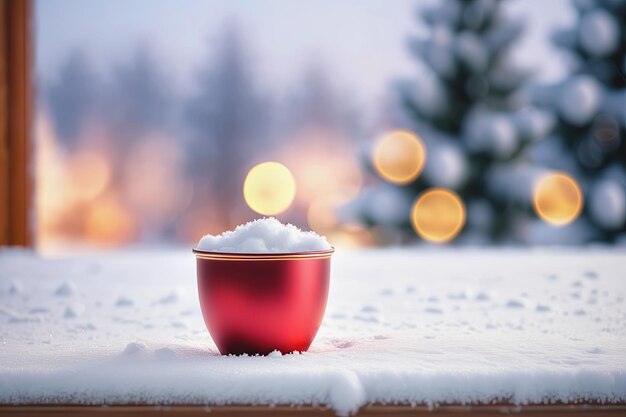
[533,172,583,226]
[411,188,466,243]
[243,161,296,216]
[373,130,426,185]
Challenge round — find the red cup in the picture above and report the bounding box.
[193,248,334,355]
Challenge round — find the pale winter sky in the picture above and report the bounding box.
[36,0,575,106]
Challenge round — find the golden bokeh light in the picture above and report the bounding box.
[533,172,583,226]
[373,130,426,185]
[243,161,296,216]
[411,188,466,243]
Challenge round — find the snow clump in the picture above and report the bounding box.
[196,218,331,254]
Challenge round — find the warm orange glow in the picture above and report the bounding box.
[84,195,136,244]
[411,188,466,243]
[326,223,374,248]
[373,130,426,185]
[533,172,583,226]
[123,135,193,222]
[277,128,363,207]
[298,161,362,204]
[35,109,205,250]
[243,162,296,215]
[68,152,111,202]
[307,197,338,233]
[35,111,66,241]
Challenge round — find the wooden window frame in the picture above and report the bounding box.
[0,0,32,247]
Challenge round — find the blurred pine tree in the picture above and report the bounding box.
[354,0,554,244]
[532,0,626,242]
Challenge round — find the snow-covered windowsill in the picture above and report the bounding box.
[0,248,625,416]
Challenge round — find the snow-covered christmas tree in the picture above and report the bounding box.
[353,0,554,244]
[531,0,625,242]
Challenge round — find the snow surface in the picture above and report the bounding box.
[196,218,331,253]
[1,248,625,415]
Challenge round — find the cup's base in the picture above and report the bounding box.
[216,337,312,356]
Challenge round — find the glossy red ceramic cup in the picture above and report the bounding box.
[193,248,333,355]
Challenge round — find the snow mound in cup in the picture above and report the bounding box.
[196,217,331,253]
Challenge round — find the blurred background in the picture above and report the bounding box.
[35,0,625,252]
